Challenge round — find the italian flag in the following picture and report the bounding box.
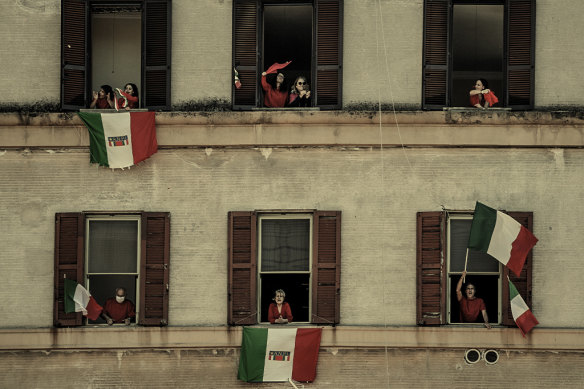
[238,327,322,383]
[78,112,158,169]
[64,278,103,320]
[468,202,538,276]
[509,279,539,336]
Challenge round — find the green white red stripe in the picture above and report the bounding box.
[64,279,103,320]
[78,112,157,169]
[238,327,322,383]
[468,202,538,276]
[509,279,539,336]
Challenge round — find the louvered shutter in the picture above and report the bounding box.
[61,0,88,111]
[54,213,85,326]
[311,211,341,324]
[233,0,259,110]
[143,0,172,110]
[315,0,343,109]
[506,0,535,109]
[416,211,445,325]
[501,212,534,326]
[228,212,257,325]
[139,212,170,326]
[422,0,449,109]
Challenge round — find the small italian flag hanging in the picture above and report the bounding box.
[467,202,538,276]
[64,278,103,320]
[238,327,322,383]
[78,112,158,169]
[509,279,539,336]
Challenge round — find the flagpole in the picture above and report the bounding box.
[463,248,469,282]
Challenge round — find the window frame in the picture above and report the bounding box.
[422,0,535,110]
[60,0,172,111]
[416,210,534,327]
[54,211,170,327]
[257,213,314,324]
[232,0,343,110]
[84,215,142,324]
[228,210,341,326]
[446,214,502,325]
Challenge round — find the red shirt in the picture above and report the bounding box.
[117,91,139,109]
[95,98,111,109]
[470,91,499,107]
[103,298,136,323]
[261,75,288,108]
[268,302,293,324]
[459,297,486,323]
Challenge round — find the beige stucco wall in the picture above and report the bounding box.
[1,1,584,108]
[1,112,583,329]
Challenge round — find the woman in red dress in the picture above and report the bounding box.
[268,289,293,324]
[469,78,498,108]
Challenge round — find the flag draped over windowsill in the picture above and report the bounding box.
[238,327,322,383]
[78,111,158,169]
[509,279,539,336]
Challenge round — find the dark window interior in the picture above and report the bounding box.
[449,274,498,324]
[451,4,504,107]
[88,275,137,324]
[263,4,312,96]
[91,5,142,108]
[260,273,310,323]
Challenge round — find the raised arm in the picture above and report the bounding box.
[456,271,466,302]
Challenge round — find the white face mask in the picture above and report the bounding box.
[116,296,125,303]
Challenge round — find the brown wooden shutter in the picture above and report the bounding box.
[61,0,88,111]
[315,0,343,110]
[143,0,172,110]
[228,211,257,325]
[232,0,259,110]
[54,213,85,326]
[311,211,341,324]
[506,0,535,110]
[139,212,170,326]
[422,0,449,109]
[416,211,445,325]
[501,212,534,326]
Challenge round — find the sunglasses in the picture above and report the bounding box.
[297,81,307,85]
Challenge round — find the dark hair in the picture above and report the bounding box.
[266,73,286,91]
[125,83,139,98]
[101,84,114,100]
[478,78,489,89]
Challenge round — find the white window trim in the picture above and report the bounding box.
[85,214,141,324]
[257,213,313,324]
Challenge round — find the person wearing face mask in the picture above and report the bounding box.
[456,271,491,329]
[102,287,135,325]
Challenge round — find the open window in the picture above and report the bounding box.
[422,0,535,110]
[54,212,170,326]
[61,0,171,111]
[228,210,341,325]
[416,210,534,327]
[232,0,343,110]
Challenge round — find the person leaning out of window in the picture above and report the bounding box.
[456,271,491,329]
[102,287,136,325]
[115,83,139,110]
[261,71,288,108]
[288,76,311,107]
[90,84,115,109]
[268,289,293,324]
[469,78,498,108]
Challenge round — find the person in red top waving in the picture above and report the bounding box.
[102,287,136,325]
[456,271,491,329]
[268,289,293,324]
[469,78,498,108]
[115,83,139,110]
[261,71,288,108]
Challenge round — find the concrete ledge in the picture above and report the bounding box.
[0,111,583,148]
[0,326,582,351]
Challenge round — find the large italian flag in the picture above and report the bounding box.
[509,279,539,336]
[238,327,322,383]
[468,202,538,276]
[64,279,103,320]
[78,112,158,169]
